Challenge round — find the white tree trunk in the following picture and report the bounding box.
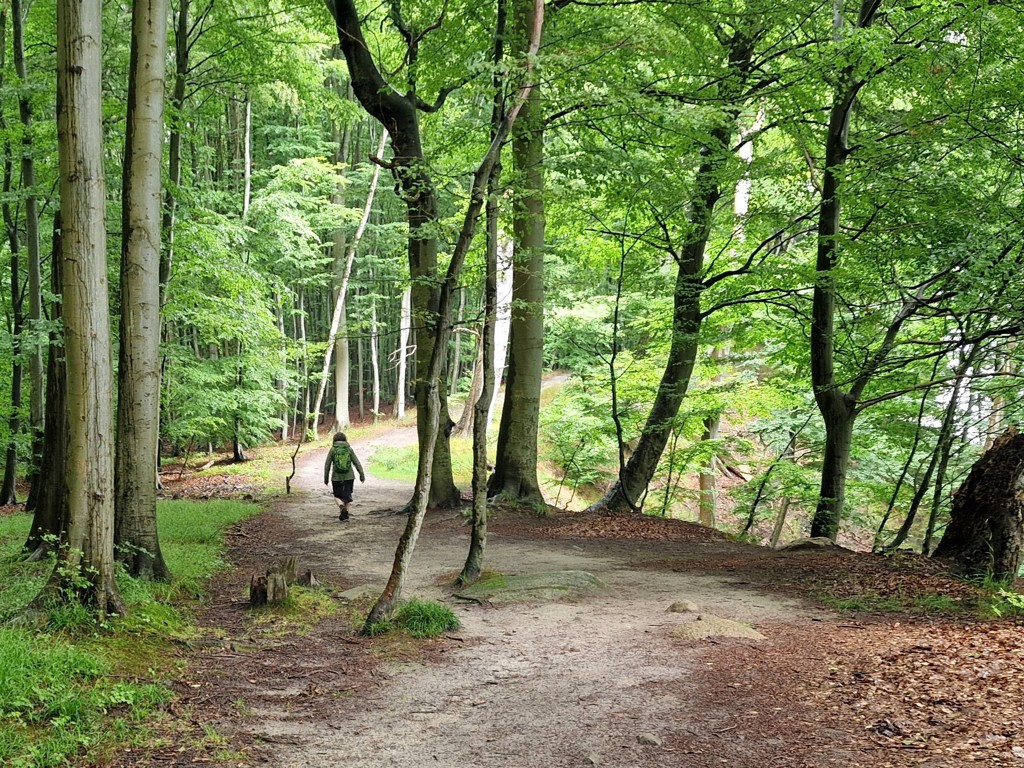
[55,0,124,616]
[487,235,514,427]
[394,286,411,419]
[312,130,387,433]
[371,292,381,418]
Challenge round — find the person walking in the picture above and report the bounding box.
[324,432,365,521]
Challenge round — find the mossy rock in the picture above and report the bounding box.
[455,570,611,603]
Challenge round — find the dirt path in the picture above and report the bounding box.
[245,430,836,768]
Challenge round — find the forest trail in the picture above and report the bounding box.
[237,427,838,768]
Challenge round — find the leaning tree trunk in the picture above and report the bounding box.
[932,428,1024,580]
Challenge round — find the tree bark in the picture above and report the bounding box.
[461,0,507,583]
[488,0,545,505]
[590,31,756,514]
[394,287,410,419]
[12,0,44,505]
[1,148,23,505]
[808,0,881,540]
[115,0,171,581]
[24,221,67,557]
[932,429,1024,580]
[47,0,125,617]
[362,0,544,626]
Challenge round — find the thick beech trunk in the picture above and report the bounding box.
[933,429,1024,580]
[47,0,125,617]
[489,0,545,505]
[114,0,170,581]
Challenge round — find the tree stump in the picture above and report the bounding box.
[279,555,299,585]
[932,428,1024,580]
[267,567,289,603]
[249,573,269,607]
[249,567,290,607]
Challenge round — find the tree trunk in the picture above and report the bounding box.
[698,414,720,528]
[370,290,380,418]
[46,0,125,617]
[1,125,23,505]
[24,221,67,557]
[361,0,543,625]
[809,396,856,541]
[932,429,1024,580]
[114,0,171,582]
[161,0,188,302]
[312,130,386,434]
[488,0,545,505]
[807,0,880,540]
[394,287,410,419]
[12,0,44,503]
[461,1,506,583]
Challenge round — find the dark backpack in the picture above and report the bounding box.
[332,444,352,474]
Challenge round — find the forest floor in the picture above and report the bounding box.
[117,425,1024,768]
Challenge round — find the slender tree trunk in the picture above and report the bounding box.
[371,292,381,418]
[332,87,354,429]
[461,2,506,582]
[590,31,756,514]
[12,0,44,505]
[808,0,880,540]
[451,290,465,397]
[454,331,483,437]
[161,0,188,301]
[698,415,720,527]
[362,0,543,625]
[46,0,125,617]
[488,239,513,428]
[312,130,386,433]
[394,287,411,419]
[24,222,66,557]
[1,200,23,505]
[114,0,171,581]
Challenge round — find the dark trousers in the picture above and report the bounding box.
[331,479,355,503]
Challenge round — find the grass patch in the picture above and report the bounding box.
[362,598,461,640]
[0,499,259,766]
[393,598,461,638]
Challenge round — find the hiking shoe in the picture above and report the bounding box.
[339,511,349,521]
